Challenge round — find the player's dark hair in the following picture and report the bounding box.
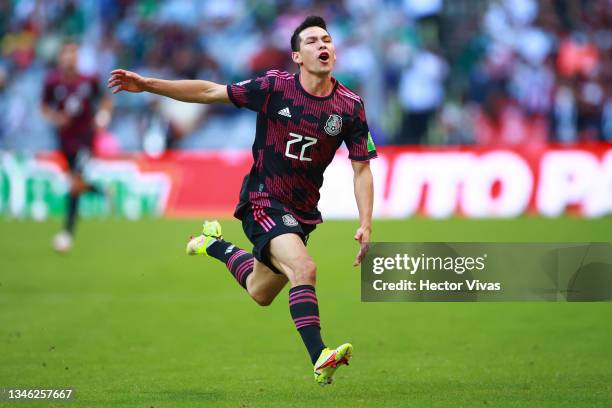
[291,16,328,52]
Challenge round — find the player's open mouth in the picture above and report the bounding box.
[318,52,330,62]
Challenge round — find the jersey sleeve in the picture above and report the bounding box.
[226,74,272,112]
[344,100,377,161]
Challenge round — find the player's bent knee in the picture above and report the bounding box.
[293,258,317,285]
[252,291,275,307]
[249,284,278,307]
[254,297,273,307]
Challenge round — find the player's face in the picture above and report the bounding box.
[292,26,336,76]
[59,44,78,72]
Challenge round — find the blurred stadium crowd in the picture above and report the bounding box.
[0,0,611,155]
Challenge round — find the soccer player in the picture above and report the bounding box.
[41,41,113,252]
[108,16,376,385]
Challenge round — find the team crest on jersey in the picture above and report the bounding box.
[282,214,298,227]
[324,114,342,136]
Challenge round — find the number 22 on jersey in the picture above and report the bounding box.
[285,132,317,162]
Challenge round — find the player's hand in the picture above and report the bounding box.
[107,69,148,94]
[353,225,371,266]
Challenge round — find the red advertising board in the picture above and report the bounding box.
[4,143,611,220]
[319,143,612,219]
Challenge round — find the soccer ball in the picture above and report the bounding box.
[53,231,73,253]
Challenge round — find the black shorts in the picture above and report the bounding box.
[63,148,91,174]
[241,203,317,274]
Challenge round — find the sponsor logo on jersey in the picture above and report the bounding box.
[324,114,342,136]
[282,214,298,227]
[77,82,92,97]
[278,107,292,118]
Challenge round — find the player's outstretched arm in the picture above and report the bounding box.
[95,94,113,130]
[107,69,230,104]
[352,160,374,266]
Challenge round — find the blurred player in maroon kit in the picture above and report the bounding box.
[41,41,113,252]
[108,16,375,385]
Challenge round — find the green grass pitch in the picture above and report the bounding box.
[1,217,611,407]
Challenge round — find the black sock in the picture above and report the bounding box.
[207,240,254,288]
[289,285,326,364]
[65,194,79,235]
[86,184,102,194]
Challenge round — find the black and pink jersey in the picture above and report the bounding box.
[42,70,101,155]
[227,70,377,224]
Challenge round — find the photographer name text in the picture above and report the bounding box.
[371,254,501,292]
